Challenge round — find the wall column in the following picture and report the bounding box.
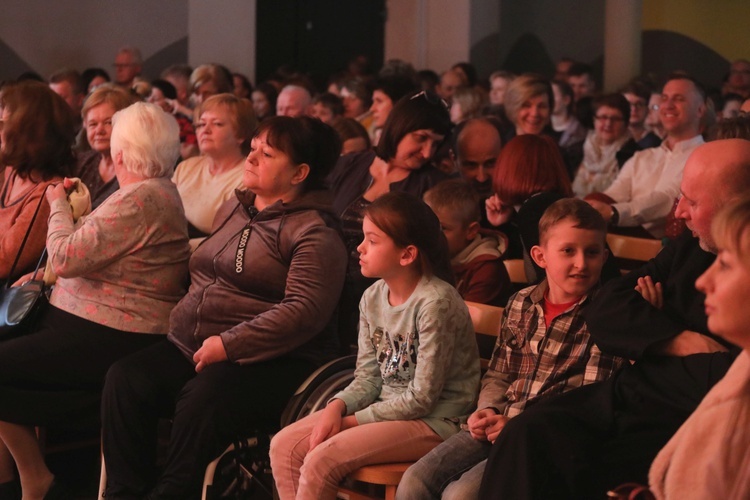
[603,0,642,91]
[188,0,256,82]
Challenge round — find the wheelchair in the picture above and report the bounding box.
[201,355,357,500]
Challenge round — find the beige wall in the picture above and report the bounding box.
[0,0,188,80]
[384,0,471,73]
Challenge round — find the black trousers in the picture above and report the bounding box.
[478,376,688,500]
[0,305,163,427]
[101,339,315,499]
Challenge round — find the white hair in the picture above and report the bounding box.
[280,85,312,105]
[110,102,180,179]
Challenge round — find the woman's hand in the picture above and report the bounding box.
[45,178,78,206]
[309,399,347,451]
[45,182,68,205]
[193,336,228,372]
[485,194,514,227]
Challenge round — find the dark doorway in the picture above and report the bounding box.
[256,0,385,91]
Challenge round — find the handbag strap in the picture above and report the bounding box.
[5,184,52,289]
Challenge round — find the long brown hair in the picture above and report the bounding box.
[364,191,454,285]
[0,81,76,180]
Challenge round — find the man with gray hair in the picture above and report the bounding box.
[276,85,312,117]
[114,46,143,88]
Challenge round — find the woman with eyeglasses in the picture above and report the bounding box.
[572,93,638,197]
[328,91,452,343]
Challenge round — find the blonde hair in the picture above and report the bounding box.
[712,196,750,269]
[503,74,553,125]
[194,93,257,152]
[82,83,137,121]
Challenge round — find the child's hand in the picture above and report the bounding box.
[485,415,510,444]
[466,408,498,440]
[309,399,346,451]
[485,195,514,227]
[635,276,663,309]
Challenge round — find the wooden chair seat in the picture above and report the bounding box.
[338,462,412,500]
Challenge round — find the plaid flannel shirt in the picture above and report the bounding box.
[478,279,625,417]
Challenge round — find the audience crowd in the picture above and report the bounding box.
[1,46,749,499]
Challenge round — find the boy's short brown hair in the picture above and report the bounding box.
[538,198,607,245]
[423,179,481,227]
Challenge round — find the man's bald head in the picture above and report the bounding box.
[456,118,502,197]
[676,139,750,252]
[276,85,312,117]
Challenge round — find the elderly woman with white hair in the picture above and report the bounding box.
[0,102,191,499]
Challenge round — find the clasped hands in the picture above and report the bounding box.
[466,408,509,444]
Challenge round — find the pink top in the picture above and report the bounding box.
[0,167,59,280]
[47,177,190,333]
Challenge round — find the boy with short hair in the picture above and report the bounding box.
[424,179,511,306]
[397,198,626,500]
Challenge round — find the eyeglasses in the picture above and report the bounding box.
[628,101,646,109]
[410,90,449,110]
[594,115,624,123]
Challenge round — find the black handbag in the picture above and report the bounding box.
[0,190,49,337]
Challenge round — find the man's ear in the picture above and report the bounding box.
[530,244,547,269]
[466,221,480,240]
[400,245,419,267]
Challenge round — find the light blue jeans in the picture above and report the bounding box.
[396,430,491,500]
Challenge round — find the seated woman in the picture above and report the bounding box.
[101,116,348,499]
[0,81,76,286]
[572,93,635,197]
[369,73,419,145]
[75,84,137,208]
[172,93,257,249]
[251,82,278,122]
[643,196,750,498]
[485,134,619,284]
[328,91,452,341]
[270,192,480,499]
[0,102,190,498]
[503,74,580,178]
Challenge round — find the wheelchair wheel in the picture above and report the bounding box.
[280,355,357,427]
[203,434,274,500]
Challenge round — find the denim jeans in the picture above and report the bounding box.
[396,430,491,500]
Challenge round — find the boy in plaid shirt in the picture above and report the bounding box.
[397,198,625,500]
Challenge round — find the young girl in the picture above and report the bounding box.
[270,191,481,499]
